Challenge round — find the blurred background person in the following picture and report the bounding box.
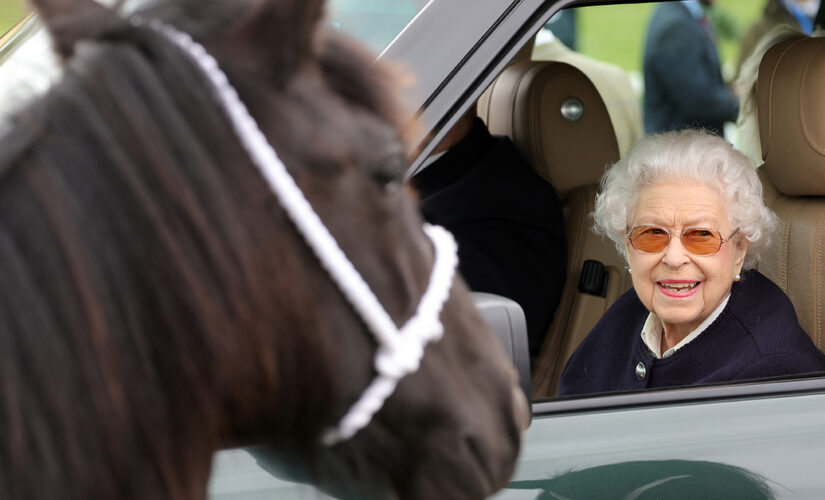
[736,0,821,77]
[643,0,739,136]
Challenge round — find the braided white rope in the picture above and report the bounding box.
[145,21,458,446]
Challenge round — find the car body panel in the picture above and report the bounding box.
[496,385,825,498]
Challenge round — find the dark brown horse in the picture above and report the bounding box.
[0,0,526,498]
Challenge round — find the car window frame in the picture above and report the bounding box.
[384,0,825,413]
[534,373,825,417]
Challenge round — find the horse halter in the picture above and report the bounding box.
[147,21,459,446]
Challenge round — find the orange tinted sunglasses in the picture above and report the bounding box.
[627,226,739,256]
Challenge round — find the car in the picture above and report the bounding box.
[4,1,825,498]
[211,0,825,494]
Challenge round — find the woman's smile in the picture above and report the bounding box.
[657,280,701,297]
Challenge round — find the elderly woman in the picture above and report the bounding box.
[558,130,825,396]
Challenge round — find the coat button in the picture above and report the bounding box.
[635,362,646,380]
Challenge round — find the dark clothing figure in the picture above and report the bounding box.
[558,271,825,396]
[412,118,567,358]
[643,2,739,136]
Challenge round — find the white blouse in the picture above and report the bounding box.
[640,294,731,359]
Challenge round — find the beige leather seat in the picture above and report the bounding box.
[755,36,825,352]
[477,61,634,398]
[532,34,643,158]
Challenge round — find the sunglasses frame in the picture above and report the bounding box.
[626,225,739,256]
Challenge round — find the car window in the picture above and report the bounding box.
[527,1,825,402]
[327,0,428,54]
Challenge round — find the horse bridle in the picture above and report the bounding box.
[147,21,459,446]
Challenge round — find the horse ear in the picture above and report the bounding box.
[233,0,326,80]
[28,0,119,58]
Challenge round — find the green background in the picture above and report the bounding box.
[1,0,27,38]
[575,0,766,76]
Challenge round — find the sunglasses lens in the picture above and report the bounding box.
[682,228,722,255]
[630,226,669,253]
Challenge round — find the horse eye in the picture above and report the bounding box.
[371,148,408,192]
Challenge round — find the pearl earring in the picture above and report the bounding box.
[734,273,741,282]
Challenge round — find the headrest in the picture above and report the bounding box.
[478,60,619,196]
[758,37,825,196]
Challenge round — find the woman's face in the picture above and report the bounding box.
[625,182,749,338]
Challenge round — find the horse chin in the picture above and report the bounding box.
[247,403,523,500]
[247,443,395,499]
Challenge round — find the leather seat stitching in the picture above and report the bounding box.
[817,208,824,348]
[782,202,801,292]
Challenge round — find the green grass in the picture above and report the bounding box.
[0,0,27,38]
[575,0,768,75]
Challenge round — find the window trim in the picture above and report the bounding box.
[533,374,825,417]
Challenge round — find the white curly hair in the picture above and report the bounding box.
[593,129,777,270]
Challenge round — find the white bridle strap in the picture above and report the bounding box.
[146,21,458,446]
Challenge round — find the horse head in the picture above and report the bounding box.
[3,0,527,498]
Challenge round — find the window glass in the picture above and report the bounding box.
[529,0,825,403]
[327,0,428,54]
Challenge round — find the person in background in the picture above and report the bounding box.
[643,0,739,136]
[558,130,825,396]
[736,0,821,78]
[734,0,824,165]
[411,106,567,359]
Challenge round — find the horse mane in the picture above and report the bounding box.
[0,1,411,498]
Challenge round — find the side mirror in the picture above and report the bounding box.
[471,293,531,407]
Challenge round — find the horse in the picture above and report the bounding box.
[0,0,527,498]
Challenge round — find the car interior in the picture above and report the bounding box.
[477,49,633,398]
[755,35,825,354]
[470,16,825,400]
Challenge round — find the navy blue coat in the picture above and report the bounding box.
[643,2,739,135]
[412,118,567,358]
[558,270,825,396]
